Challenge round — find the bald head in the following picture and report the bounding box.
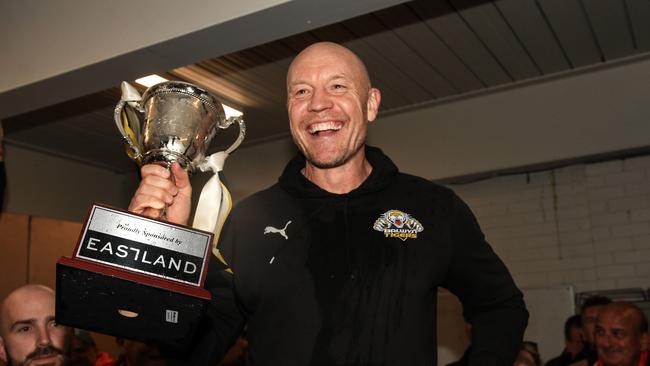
[595,302,649,366]
[287,42,372,98]
[0,285,55,332]
[600,302,648,334]
[0,284,70,366]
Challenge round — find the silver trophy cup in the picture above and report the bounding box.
[114,81,245,172]
[114,81,245,220]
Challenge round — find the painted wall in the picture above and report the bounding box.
[368,54,650,181]
[450,154,650,362]
[3,144,138,222]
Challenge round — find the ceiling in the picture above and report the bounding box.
[4,0,650,174]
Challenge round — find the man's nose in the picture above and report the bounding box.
[36,326,52,346]
[308,88,333,112]
[599,334,614,348]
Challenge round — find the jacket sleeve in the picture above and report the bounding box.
[442,193,528,366]
[183,216,247,365]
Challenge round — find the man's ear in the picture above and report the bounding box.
[366,88,381,122]
[0,336,7,363]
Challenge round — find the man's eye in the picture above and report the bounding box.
[17,325,31,333]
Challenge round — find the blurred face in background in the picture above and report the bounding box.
[566,324,585,355]
[0,285,70,366]
[595,305,648,366]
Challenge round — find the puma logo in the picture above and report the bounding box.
[264,220,292,240]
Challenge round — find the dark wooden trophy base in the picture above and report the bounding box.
[56,204,213,352]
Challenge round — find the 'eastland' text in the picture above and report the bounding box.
[86,237,196,274]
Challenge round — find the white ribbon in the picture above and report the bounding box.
[193,152,233,258]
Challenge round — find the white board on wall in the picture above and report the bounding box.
[437,285,575,365]
[523,286,576,362]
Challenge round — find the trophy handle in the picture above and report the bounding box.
[221,116,246,155]
[114,82,144,163]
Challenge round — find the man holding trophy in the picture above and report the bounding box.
[56,76,245,356]
[128,42,528,365]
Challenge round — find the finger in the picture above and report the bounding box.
[135,184,176,205]
[140,172,179,196]
[128,193,168,214]
[170,162,191,190]
[141,164,171,179]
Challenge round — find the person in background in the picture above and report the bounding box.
[0,284,71,366]
[69,329,115,366]
[582,295,613,364]
[545,314,588,366]
[594,302,648,366]
[514,341,542,366]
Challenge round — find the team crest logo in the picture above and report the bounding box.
[373,210,424,241]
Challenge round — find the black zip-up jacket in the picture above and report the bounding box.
[189,146,528,366]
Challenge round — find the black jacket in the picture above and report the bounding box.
[191,146,528,366]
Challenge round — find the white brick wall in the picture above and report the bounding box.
[452,155,650,293]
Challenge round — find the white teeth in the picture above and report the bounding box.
[308,122,342,134]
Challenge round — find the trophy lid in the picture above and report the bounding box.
[141,81,225,117]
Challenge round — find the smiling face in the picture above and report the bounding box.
[0,285,70,366]
[595,304,648,366]
[286,42,380,170]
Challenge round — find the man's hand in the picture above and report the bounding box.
[128,162,192,225]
